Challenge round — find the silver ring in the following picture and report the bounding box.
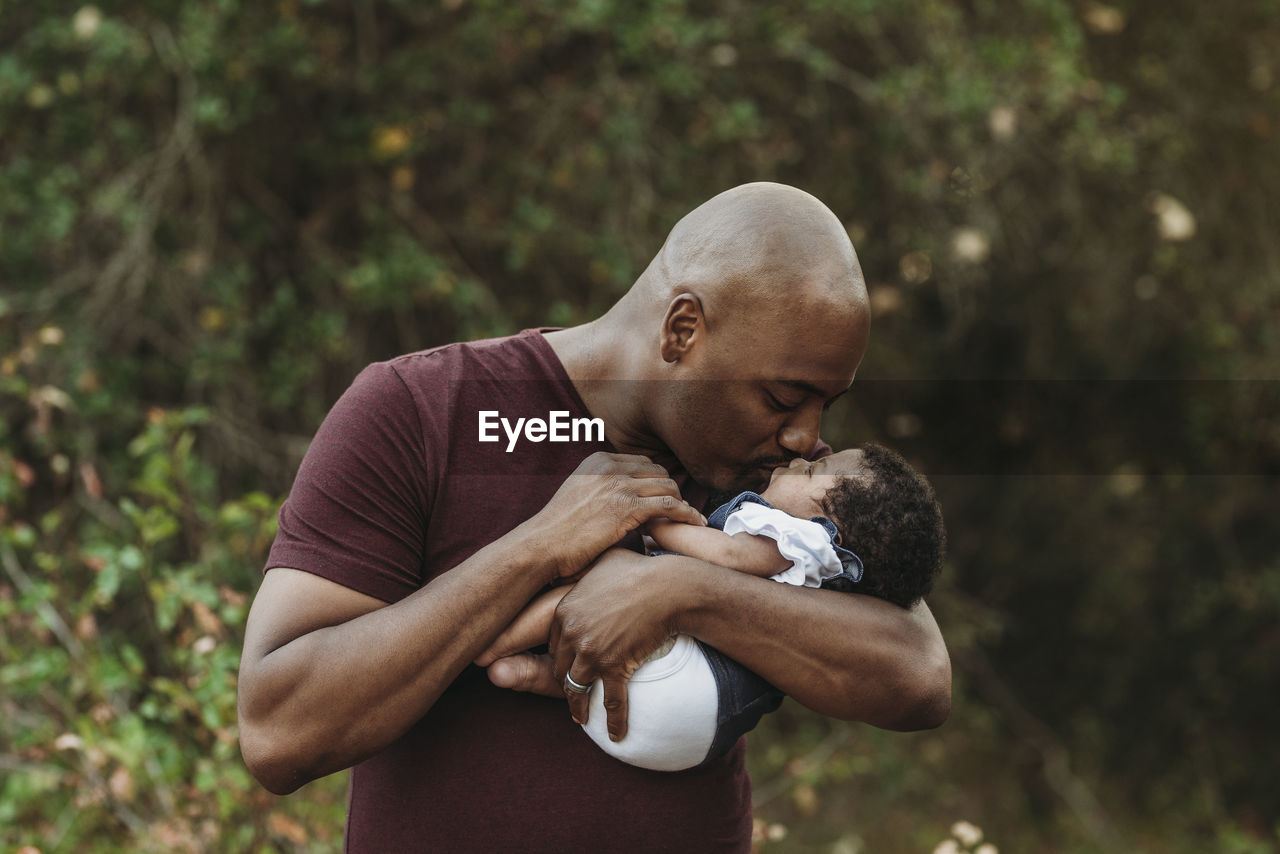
[563,673,592,695]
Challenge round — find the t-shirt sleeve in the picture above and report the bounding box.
[265,361,431,604]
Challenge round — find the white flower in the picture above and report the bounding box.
[55,733,84,751]
[37,325,65,346]
[951,821,984,846]
[988,106,1017,140]
[73,6,102,40]
[1083,4,1125,35]
[709,44,738,67]
[1149,193,1196,242]
[951,227,991,264]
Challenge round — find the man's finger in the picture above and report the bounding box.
[485,653,562,697]
[631,476,681,498]
[565,669,593,725]
[548,622,572,683]
[601,675,630,742]
[625,460,675,478]
[643,495,706,527]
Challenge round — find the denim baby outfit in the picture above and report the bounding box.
[697,491,865,760]
[580,491,865,771]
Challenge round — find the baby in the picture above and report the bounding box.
[477,442,946,771]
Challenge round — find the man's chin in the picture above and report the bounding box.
[685,454,782,496]
[711,464,773,495]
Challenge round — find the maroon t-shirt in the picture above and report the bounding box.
[266,329,755,852]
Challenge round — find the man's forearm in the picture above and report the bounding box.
[666,555,951,730]
[239,523,559,794]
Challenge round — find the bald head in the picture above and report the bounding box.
[550,183,870,489]
[644,182,865,322]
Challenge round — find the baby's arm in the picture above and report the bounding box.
[474,585,570,667]
[646,519,792,577]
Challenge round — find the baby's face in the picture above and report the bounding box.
[759,449,868,518]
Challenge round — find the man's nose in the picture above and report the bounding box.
[776,406,822,456]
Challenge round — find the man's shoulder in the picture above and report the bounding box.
[382,328,560,382]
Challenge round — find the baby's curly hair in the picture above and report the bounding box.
[820,443,945,608]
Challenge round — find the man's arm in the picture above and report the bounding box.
[539,548,950,742]
[237,453,705,795]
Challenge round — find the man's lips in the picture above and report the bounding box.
[753,458,798,483]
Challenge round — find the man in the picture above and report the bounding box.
[237,182,950,852]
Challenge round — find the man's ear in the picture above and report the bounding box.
[659,293,704,363]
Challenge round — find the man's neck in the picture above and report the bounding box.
[542,321,667,458]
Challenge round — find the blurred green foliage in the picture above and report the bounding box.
[2,0,1278,851]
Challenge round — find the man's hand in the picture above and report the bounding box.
[470,454,706,712]
[481,550,676,734]
[549,548,682,741]
[532,453,705,579]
